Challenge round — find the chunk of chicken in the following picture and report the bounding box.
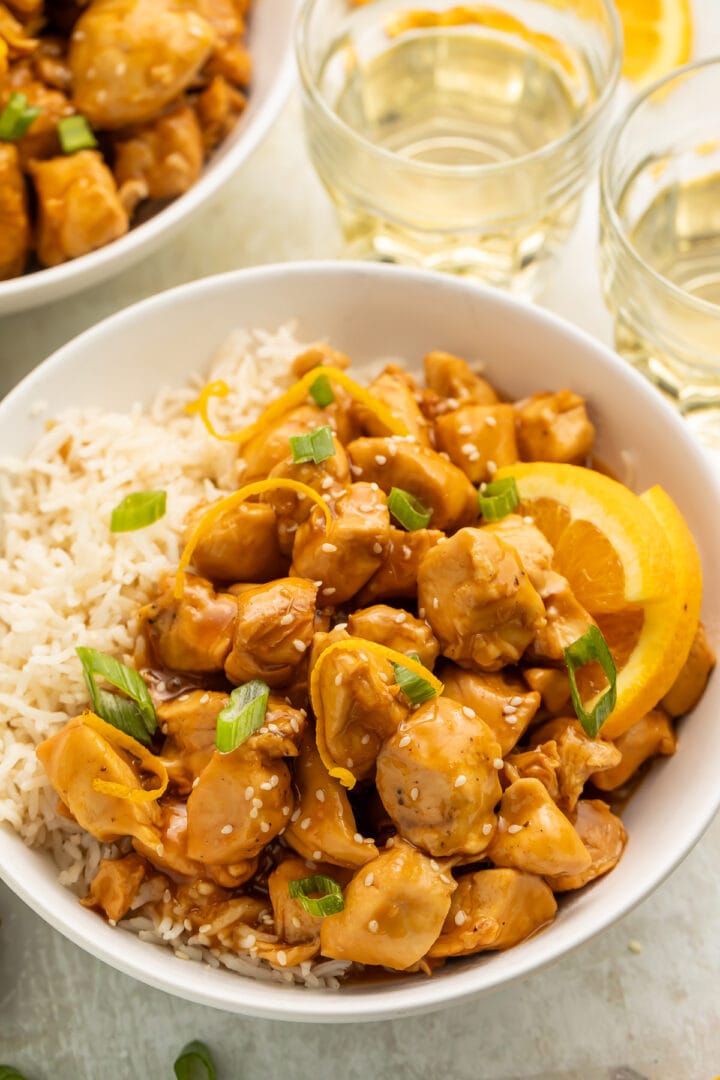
[523,667,572,715]
[376,697,502,857]
[355,526,444,606]
[155,878,268,953]
[347,605,439,669]
[592,709,676,792]
[423,350,499,406]
[31,35,72,92]
[503,741,561,800]
[194,73,246,152]
[69,0,214,128]
[113,104,204,201]
[515,389,595,464]
[4,62,73,164]
[268,855,325,945]
[488,778,591,877]
[184,499,288,584]
[435,404,518,485]
[353,366,432,446]
[661,623,715,717]
[266,434,350,555]
[36,714,161,848]
[320,839,456,970]
[428,869,557,958]
[532,716,621,811]
[546,799,627,892]
[140,573,238,673]
[81,853,148,922]
[0,2,36,56]
[0,144,29,279]
[291,483,390,605]
[158,688,228,790]
[284,733,378,868]
[29,151,130,267]
[439,662,540,755]
[224,577,317,687]
[418,528,546,671]
[239,405,331,481]
[347,437,478,532]
[311,641,410,782]
[291,343,351,379]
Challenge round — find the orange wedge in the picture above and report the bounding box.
[615,0,693,84]
[496,464,702,738]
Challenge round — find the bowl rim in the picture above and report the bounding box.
[1,260,719,1022]
[0,1,297,315]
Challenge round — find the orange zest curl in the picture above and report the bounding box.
[310,636,444,789]
[186,365,411,447]
[174,478,334,599]
[82,711,169,804]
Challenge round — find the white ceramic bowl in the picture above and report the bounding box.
[0,0,296,317]
[1,263,718,1022]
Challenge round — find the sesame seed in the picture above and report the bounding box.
[108,918,117,927]
[249,808,259,819]
[487,460,497,475]
[245,786,255,800]
[447,397,459,409]
[368,920,379,933]
[394,612,406,624]
[242,934,256,948]
[156,843,165,856]
[270,774,279,788]
[322,542,338,553]
[461,442,476,456]
[293,639,307,653]
[372,542,383,554]
[418,607,426,618]
[510,696,524,706]
[280,613,293,626]
[346,757,354,767]
[199,923,212,934]
[260,781,272,791]
[220,824,233,835]
[454,910,467,926]
[260,821,271,833]
[252,797,263,808]
[315,789,326,802]
[458,424,472,436]
[523,515,534,524]
[354,833,364,844]
[378,671,389,683]
[199,693,210,705]
[430,860,440,871]
[163,889,172,904]
[440,873,453,885]
[411,787,419,801]
[282,805,290,816]
[398,735,411,748]
[432,597,439,609]
[286,522,299,533]
[462,706,475,719]
[335,621,348,631]
[323,586,337,596]
[370,482,380,490]
[375,455,387,465]
[505,715,517,725]
[350,464,363,476]
[276,950,288,967]
[191,777,200,789]
[361,733,370,745]
[493,758,504,769]
[300,817,311,830]
[507,823,523,834]
[292,916,302,929]
[482,823,493,835]
[364,872,375,887]
[485,415,497,427]
[502,704,517,715]
[468,450,480,462]
[321,476,334,490]
[312,850,322,860]
[454,775,467,788]
[290,717,300,732]
[402,545,412,559]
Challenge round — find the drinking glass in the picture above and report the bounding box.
[600,58,720,447]
[295,0,621,297]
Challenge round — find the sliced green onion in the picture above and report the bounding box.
[392,650,438,705]
[288,874,345,917]
[110,490,166,532]
[58,114,98,154]
[0,1067,29,1080]
[309,372,334,407]
[174,1041,216,1080]
[563,625,617,738]
[289,424,335,464]
[76,646,157,745]
[0,92,41,141]
[478,476,519,521]
[387,487,432,530]
[215,679,270,752]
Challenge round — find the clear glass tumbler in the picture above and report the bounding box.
[600,58,720,448]
[295,0,621,297]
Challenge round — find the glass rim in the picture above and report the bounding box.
[295,0,623,180]
[600,55,720,322]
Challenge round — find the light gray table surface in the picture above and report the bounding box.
[2,57,720,1080]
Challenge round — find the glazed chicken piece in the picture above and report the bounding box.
[37,714,162,848]
[291,343,351,378]
[194,0,251,87]
[592,709,676,792]
[353,365,432,446]
[376,697,502,858]
[532,716,621,811]
[29,151,130,267]
[0,144,30,279]
[0,2,37,56]
[69,0,214,128]
[347,437,478,532]
[140,573,238,673]
[291,483,390,605]
[158,688,228,790]
[31,35,72,92]
[503,742,561,800]
[523,667,572,716]
[418,528,546,671]
[184,499,288,584]
[320,838,456,971]
[224,577,317,687]
[113,104,204,201]
[239,405,331,481]
[428,868,557,958]
[661,623,715,717]
[439,663,540,755]
[4,62,74,164]
[81,853,148,922]
[284,733,378,868]
[158,879,269,954]
[354,526,444,605]
[423,350,499,406]
[435,404,518,485]
[347,605,439,669]
[546,799,627,892]
[3,0,43,20]
[488,778,591,877]
[268,854,325,946]
[515,389,595,464]
[266,434,350,555]
[194,74,246,152]
[311,640,410,782]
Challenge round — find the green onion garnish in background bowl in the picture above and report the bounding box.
[75,647,157,744]
[392,651,438,705]
[0,93,41,142]
[215,680,270,752]
[289,874,345,916]
[478,476,519,521]
[309,372,334,407]
[110,490,167,532]
[57,114,98,154]
[289,424,335,464]
[387,487,432,530]
[563,625,617,737]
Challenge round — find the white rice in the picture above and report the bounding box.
[0,321,350,990]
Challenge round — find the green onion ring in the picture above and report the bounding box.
[387,487,432,530]
[173,1040,216,1080]
[392,651,438,705]
[110,490,166,532]
[478,476,520,521]
[215,680,270,753]
[563,625,617,737]
[309,373,334,407]
[76,647,157,744]
[289,425,335,464]
[288,874,345,917]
